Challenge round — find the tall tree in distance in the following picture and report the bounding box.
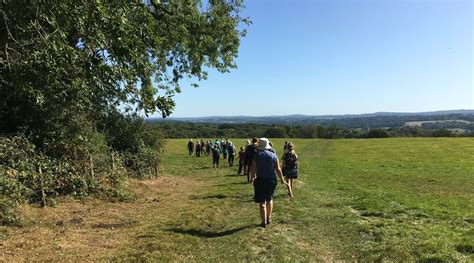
[0,0,249,151]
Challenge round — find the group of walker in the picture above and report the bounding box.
[186,137,300,228]
[187,138,237,167]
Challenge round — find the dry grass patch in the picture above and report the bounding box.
[0,176,203,262]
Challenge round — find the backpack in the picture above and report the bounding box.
[212,144,221,154]
[245,144,257,164]
[284,152,298,169]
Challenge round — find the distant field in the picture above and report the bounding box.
[1,138,473,261]
[405,119,472,127]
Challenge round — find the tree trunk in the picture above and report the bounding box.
[38,164,46,208]
[89,155,94,180]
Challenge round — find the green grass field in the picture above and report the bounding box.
[115,138,473,262]
[2,138,473,262]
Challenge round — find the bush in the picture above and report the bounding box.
[431,129,453,137]
[0,134,135,225]
[0,175,30,225]
[102,113,164,179]
[367,129,390,138]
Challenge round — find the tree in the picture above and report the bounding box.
[431,129,453,137]
[367,129,389,138]
[263,126,287,138]
[0,0,249,151]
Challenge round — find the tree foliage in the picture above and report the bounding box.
[0,0,248,224]
[0,0,248,144]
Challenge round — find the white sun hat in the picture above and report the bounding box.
[257,138,272,150]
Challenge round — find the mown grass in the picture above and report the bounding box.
[112,138,473,262]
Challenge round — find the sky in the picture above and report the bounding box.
[162,0,473,118]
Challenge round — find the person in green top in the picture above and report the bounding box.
[211,142,221,168]
[222,139,229,159]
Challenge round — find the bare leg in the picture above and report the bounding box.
[259,202,266,226]
[289,179,294,197]
[266,200,273,223]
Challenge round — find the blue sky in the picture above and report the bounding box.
[164,0,472,117]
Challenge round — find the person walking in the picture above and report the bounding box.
[269,142,276,154]
[195,141,202,157]
[206,140,212,157]
[222,139,228,160]
[187,139,194,157]
[282,143,298,197]
[237,146,246,175]
[250,138,289,228]
[228,141,236,167]
[283,141,289,154]
[211,142,221,168]
[245,138,258,182]
[243,140,250,175]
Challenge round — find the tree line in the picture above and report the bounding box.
[150,122,474,139]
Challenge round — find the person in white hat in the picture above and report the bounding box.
[250,138,290,228]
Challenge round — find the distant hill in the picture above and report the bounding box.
[147,110,474,129]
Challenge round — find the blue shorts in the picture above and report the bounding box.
[254,178,277,203]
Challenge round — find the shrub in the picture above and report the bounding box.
[103,114,164,179]
[0,175,30,225]
[431,129,453,137]
[0,134,134,225]
[367,129,390,138]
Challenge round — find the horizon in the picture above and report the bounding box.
[154,109,474,119]
[152,0,473,118]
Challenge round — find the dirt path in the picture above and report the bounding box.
[0,176,204,262]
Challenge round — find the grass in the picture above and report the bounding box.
[1,138,473,262]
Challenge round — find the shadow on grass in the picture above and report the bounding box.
[277,220,302,225]
[189,194,253,202]
[194,166,212,170]
[190,194,228,200]
[214,181,248,187]
[167,225,253,238]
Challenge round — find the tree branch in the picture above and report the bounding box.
[145,0,173,20]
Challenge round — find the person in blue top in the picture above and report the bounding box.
[250,138,289,228]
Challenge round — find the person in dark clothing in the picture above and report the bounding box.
[283,141,289,154]
[206,141,211,157]
[250,138,289,228]
[200,139,205,155]
[237,146,246,175]
[222,139,228,160]
[245,137,259,182]
[282,142,299,197]
[227,142,236,167]
[211,142,221,168]
[195,142,202,157]
[269,142,276,155]
[243,140,250,175]
[187,139,194,157]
